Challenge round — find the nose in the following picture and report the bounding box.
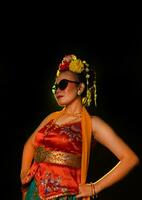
[55,88,61,95]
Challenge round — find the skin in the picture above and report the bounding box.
[20,70,139,199]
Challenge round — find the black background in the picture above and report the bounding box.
[0,5,142,200]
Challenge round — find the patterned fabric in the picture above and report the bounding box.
[34,148,81,168]
[26,179,77,200]
[24,120,82,199]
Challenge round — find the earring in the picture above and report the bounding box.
[77,90,81,96]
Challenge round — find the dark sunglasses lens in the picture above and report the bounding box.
[52,79,68,94]
[59,80,68,90]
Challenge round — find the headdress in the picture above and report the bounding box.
[56,54,97,107]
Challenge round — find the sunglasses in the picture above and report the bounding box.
[52,79,80,94]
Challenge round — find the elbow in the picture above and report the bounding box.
[133,154,140,167]
[128,153,140,169]
[20,171,25,183]
[121,152,140,171]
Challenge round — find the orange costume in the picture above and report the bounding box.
[22,107,92,200]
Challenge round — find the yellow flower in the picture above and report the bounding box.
[69,59,84,73]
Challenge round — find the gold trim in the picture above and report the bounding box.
[34,146,81,168]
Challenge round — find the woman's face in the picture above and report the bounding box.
[53,71,80,106]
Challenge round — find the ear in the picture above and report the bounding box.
[78,83,85,94]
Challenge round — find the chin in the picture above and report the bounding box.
[57,100,67,106]
[57,100,70,107]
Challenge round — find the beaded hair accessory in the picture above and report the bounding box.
[56,54,97,107]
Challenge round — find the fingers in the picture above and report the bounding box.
[76,184,83,198]
[76,183,92,199]
[76,194,83,199]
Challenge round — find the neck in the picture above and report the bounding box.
[64,99,83,115]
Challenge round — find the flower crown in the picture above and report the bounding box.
[57,54,89,76]
[56,54,97,107]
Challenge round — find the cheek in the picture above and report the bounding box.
[66,84,77,93]
[55,85,78,106]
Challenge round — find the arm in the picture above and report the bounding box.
[91,116,139,194]
[20,114,52,199]
[20,132,36,199]
[20,131,36,182]
[76,116,139,198]
[20,114,52,181]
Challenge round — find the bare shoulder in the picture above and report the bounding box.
[90,115,119,142]
[90,115,139,163]
[91,115,103,123]
[91,115,109,131]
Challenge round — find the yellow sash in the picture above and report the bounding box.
[45,106,92,200]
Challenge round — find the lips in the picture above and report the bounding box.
[56,95,63,99]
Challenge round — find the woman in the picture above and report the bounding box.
[20,54,139,200]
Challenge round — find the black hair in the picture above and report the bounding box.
[77,67,96,98]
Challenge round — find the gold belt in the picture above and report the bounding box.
[34,146,81,168]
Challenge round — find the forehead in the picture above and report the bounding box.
[56,71,78,82]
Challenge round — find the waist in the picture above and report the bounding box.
[34,146,81,168]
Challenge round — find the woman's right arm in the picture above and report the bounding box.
[20,131,36,182]
[20,114,52,200]
[20,131,36,200]
[20,114,52,182]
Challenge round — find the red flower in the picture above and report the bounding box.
[59,61,70,72]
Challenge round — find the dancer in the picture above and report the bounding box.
[20,54,139,200]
